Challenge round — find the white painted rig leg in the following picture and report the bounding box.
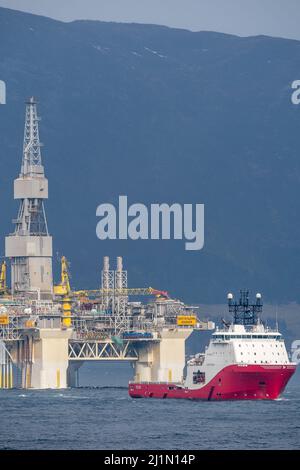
[30,328,72,389]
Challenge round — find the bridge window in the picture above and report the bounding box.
[193,371,205,384]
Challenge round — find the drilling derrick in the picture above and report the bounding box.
[5,97,53,298]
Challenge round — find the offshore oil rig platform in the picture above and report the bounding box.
[0,98,214,389]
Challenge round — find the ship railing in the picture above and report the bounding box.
[129,381,184,386]
[187,358,205,366]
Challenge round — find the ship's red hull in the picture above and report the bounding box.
[129,364,296,400]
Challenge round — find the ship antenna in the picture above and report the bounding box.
[228,290,263,326]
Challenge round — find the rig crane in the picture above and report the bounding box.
[53,256,72,327]
[54,256,169,300]
[73,287,169,299]
[0,261,7,296]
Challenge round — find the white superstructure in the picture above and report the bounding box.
[185,323,290,389]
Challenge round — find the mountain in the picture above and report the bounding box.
[1,7,300,304]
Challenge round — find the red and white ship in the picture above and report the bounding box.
[129,291,296,400]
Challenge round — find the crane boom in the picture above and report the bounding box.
[53,256,71,296]
[54,257,169,299]
[72,287,169,298]
[0,261,7,294]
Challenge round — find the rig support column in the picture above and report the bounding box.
[0,340,14,389]
[134,329,193,383]
[29,328,72,389]
[67,361,83,387]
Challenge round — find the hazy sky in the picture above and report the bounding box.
[0,0,300,40]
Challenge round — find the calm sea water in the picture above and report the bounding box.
[0,363,299,450]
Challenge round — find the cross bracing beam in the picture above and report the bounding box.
[68,340,139,361]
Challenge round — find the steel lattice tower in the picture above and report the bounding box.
[5,97,53,297]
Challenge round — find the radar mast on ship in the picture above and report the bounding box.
[227,289,263,326]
